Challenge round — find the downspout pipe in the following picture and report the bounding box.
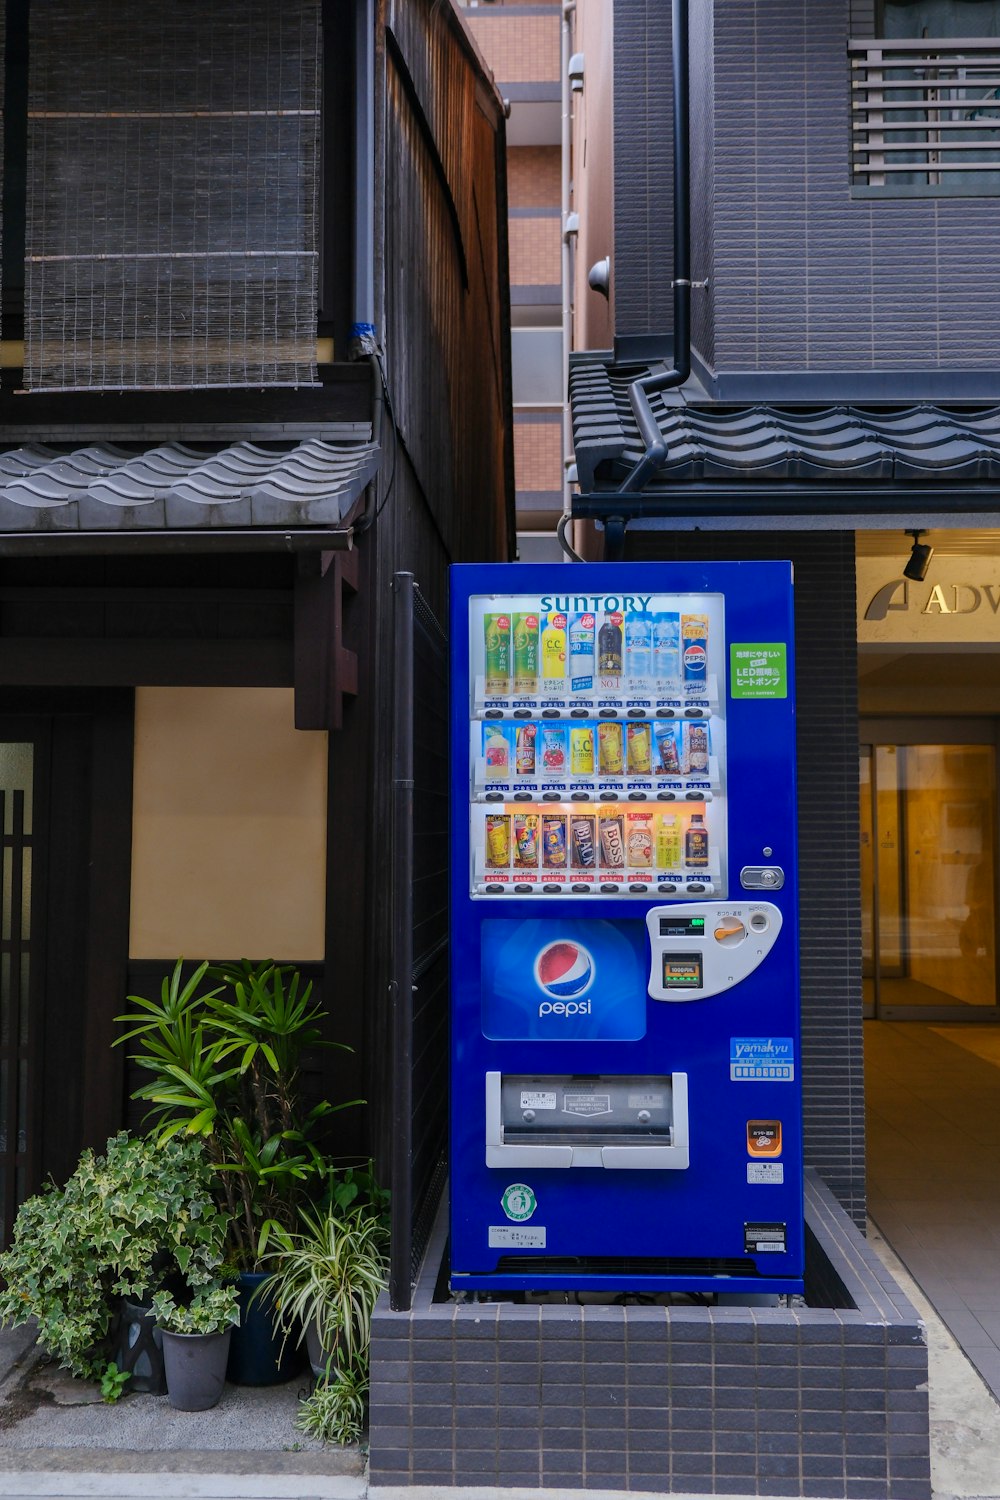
[557,0,584,563]
[606,0,691,557]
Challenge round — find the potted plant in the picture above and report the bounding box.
[258,1201,387,1376]
[116,958,359,1384]
[254,1184,388,1443]
[152,1284,240,1411]
[0,1131,231,1389]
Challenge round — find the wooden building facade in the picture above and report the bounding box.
[0,0,513,1247]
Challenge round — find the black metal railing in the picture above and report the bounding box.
[388,573,449,1311]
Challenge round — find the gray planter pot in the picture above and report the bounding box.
[161,1327,232,1411]
[305,1317,336,1380]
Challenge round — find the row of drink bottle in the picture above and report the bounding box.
[483,719,710,779]
[484,808,710,872]
[483,608,709,696]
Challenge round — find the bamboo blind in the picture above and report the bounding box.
[24,0,320,391]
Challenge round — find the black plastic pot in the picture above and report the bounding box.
[112,1296,166,1396]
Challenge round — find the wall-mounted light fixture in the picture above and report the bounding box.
[588,257,610,298]
[568,52,585,92]
[903,529,933,582]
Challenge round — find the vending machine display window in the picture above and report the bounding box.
[468,591,727,902]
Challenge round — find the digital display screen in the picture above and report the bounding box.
[662,952,703,989]
[659,916,707,939]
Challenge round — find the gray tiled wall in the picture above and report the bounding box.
[614,0,1000,377]
[368,1173,930,1498]
[625,529,866,1227]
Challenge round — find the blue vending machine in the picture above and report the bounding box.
[449,561,803,1296]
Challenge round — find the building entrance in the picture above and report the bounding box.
[860,721,1000,1020]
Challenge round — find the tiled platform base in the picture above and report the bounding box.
[368,1171,930,1499]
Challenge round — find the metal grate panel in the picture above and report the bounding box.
[850,38,1000,194]
[25,0,320,392]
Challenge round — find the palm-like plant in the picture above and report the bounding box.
[116,959,359,1266]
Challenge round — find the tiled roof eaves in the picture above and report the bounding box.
[569,355,1000,494]
[0,438,381,534]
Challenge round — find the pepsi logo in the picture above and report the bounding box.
[534,940,595,1000]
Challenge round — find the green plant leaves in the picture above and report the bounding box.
[115,959,357,1270]
[0,1132,230,1379]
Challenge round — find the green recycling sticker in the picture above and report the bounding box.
[730,643,788,700]
[501,1183,537,1222]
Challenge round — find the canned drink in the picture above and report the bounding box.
[626,811,653,868]
[540,725,567,773]
[627,721,652,775]
[570,725,595,775]
[515,723,537,775]
[570,814,596,868]
[540,612,567,684]
[598,813,625,868]
[513,813,539,868]
[484,613,511,694]
[542,814,568,868]
[654,721,681,775]
[684,721,710,773]
[681,613,709,683]
[513,613,540,694]
[483,723,511,780]
[598,721,625,774]
[485,813,511,868]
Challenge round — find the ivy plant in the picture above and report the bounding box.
[0,1131,229,1379]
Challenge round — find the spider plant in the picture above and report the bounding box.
[255,1200,388,1374]
[296,1362,368,1445]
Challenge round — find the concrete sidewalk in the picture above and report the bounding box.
[0,1234,998,1500]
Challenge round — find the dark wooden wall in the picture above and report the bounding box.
[345,0,514,1176]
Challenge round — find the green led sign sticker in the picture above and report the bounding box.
[730,643,787,700]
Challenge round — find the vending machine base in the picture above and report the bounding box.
[450,1268,804,1297]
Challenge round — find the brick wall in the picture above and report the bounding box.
[509,215,561,285]
[508,146,560,207]
[513,415,562,491]
[463,13,560,84]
